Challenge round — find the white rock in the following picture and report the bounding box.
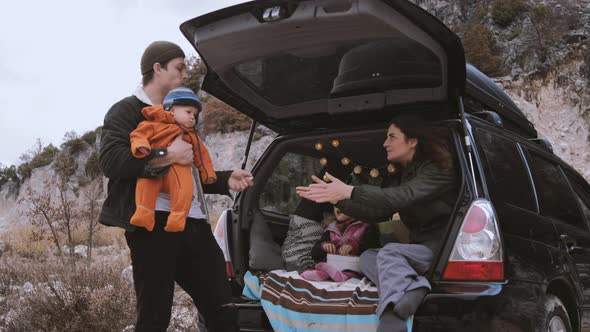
[121,265,134,286]
[121,325,135,332]
[21,282,33,294]
[74,245,88,258]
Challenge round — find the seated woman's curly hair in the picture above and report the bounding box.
[389,114,454,172]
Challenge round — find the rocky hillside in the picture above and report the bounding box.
[1,0,589,229]
[0,128,275,231]
[417,0,590,178]
[502,68,589,179]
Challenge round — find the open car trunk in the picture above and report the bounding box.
[231,120,465,277]
[218,120,467,330]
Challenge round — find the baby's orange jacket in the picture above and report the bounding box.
[129,105,216,232]
[130,105,216,183]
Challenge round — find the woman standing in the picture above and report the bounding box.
[296,115,458,332]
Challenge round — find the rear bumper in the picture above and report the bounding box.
[236,302,273,332]
[414,280,543,332]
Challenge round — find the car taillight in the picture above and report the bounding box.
[442,199,503,281]
[213,209,233,277]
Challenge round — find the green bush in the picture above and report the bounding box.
[81,130,97,146]
[17,163,33,180]
[530,5,552,22]
[61,131,88,156]
[53,152,78,180]
[492,0,527,27]
[62,138,87,155]
[0,165,18,186]
[32,144,59,168]
[85,151,102,179]
[17,144,59,181]
[506,26,522,41]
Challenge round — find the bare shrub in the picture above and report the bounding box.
[2,258,135,332]
[201,97,251,136]
[528,5,567,63]
[0,225,201,331]
[21,184,64,255]
[80,178,104,261]
[185,55,207,94]
[19,153,82,257]
[463,23,501,76]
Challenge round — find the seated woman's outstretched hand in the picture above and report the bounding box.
[295,172,354,204]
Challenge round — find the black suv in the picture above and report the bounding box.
[180,1,590,331]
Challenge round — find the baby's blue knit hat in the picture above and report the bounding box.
[163,87,202,111]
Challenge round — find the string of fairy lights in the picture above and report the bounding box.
[314,139,397,182]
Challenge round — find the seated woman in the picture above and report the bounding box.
[296,114,458,332]
[301,206,380,282]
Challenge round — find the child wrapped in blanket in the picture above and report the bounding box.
[301,206,380,282]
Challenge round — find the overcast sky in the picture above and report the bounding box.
[0,0,245,167]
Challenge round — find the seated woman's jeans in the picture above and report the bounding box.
[359,243,433,317]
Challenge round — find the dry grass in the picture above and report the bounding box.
[0,224,55,258]
[0,223,127,259]
[0,223,203,332]
[91,226,127,248]
[0,224,136,331]
[0,255,135,332]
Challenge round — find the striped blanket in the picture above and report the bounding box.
[243,270,381,332]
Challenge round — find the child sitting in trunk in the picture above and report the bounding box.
[301,206,380,282]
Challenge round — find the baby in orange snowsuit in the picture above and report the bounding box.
[129,87,216,232]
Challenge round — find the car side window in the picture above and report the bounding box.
[526,151,584,228]
[474,128,536,211]
[259,152,322,215]
[564,173,590,228]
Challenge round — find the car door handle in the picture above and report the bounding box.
[560,234,581,253]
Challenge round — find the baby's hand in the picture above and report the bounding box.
[338,244,353,256]
[322,243,336,254]
[138,147,150,155]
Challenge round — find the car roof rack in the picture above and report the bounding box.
[471,111,503,128]
[529,138,554,153]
